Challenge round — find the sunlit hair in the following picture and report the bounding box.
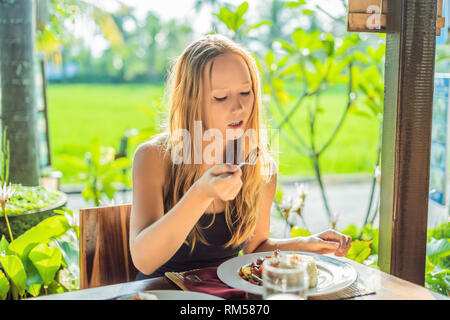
[152,34,275,252]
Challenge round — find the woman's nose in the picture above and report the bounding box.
[231,99,244,112]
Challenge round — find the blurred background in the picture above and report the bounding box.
[2,0,448,231]
[0,0,449,298]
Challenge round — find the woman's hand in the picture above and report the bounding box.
[305,229,352,257]
[194,163,243,202]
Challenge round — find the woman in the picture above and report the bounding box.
[130,34,352,279]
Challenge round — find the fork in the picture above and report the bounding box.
[224,147,259,177]
[186,274,202,282]
[237,147,260,169]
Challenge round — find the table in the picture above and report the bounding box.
[30,257,448,300]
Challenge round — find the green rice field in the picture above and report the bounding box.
[47,84,379,184]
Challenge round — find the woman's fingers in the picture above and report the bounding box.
[211,166,242,201]
[320,229,345,242]
[210,163,238,176]
[316,229,352,257]
[334,235,352,257]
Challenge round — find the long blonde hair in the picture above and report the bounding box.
[155,34,274,252]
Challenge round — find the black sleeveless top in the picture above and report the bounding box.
[135,211,247,280]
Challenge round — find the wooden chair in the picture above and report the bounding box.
[79,204,139,289]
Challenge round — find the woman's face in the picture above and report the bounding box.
[202,53,254,142]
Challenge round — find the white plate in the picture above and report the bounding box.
[217,251,357,297]
[116,290,224,300]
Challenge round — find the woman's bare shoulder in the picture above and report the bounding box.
[132,133,171,178]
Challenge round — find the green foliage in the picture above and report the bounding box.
[60,137,132,206]
[291,226,311,238]
[214,1,272,41]
[274,196,449,297]
[0,208,79,299]
[340,222,449,295]
[345,240,372,264]
[0,254,27,297]
[38,0,124,56]
[0,270,9,300]
[424,222,450,295]
[41,2,194,84]
[340,224,360,240]
[256,22,367,224]
[29,243,62,288]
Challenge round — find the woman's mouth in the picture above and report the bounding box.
[228,120,244,129]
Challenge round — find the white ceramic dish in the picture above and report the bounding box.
[217,251,358,297]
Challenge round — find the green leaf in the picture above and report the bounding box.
[0,270,10,300]
[428,222,450,241]
[243,20,272,35]
[59,154,89,171]
[52,239,79,280]
[101,179,116,200]
[352,51,370,64]
[8,215,71,260]
[265,50,275,69]
[110,157,132,171]
[425,258,435,274]
[285,0,306,8]
[304,69,322,92]
[0,235,9,255]
[371,229,379,254]
[436,55,450,63]
[47,280,66,295]
[215,7,235,31]
[274,38,296,54]
[279,63,302,77]
[291,226,312,238]
[23,260,42,297]
[346,240,372,263]
[340,224,360,240]
[29,243,62,288]
[426,238,450,263]
[81,183,95,202]
[335,34,361,57]
[236,2,249,19]
[367,44,385,63]
[321,33,335,57]
[0,255,27,296]
[292,28,307,51]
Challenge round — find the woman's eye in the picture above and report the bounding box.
[240,91,251,96]
[214,96,227,102]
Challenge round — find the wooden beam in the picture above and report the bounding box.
[379,0,437,286]
[347,0,388,32]
[348,0,388,13]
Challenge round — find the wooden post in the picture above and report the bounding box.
[378,0,437,286]
[0,0,40,186]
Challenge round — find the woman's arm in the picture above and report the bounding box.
[243,171,352,257]
[129,142,243,275]
[129,142,212,275]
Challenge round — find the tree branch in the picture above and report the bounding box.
[317,63,354,156]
